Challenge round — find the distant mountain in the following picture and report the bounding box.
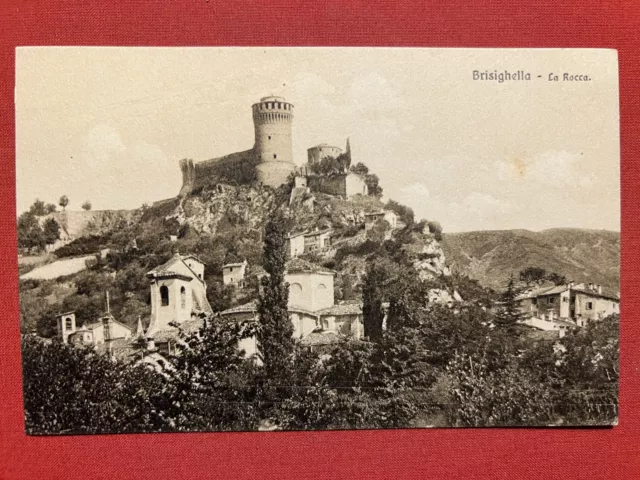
[441,228,620,293]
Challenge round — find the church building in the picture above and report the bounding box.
[145,253,213,338]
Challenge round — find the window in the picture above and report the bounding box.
[532,298,537,305]
[273,154,277,159]
[548,297,555,304]
[65,317,73,330]
[586,301,593,310]
[160,286,170,306]
[268,136,271,140]
[180,286,186,309]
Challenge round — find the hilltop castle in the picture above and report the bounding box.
[179,96,367,198]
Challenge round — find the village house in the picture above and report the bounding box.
[286,229,333,258]
[364,210,399,231]
[57,311,133,347]
[222,260,248,287]
[517,282,620,329]
[303,229,333,253]
[286,231,306,258]
[220,258,364,358]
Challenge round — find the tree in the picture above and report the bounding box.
[385,199,414,225]
[42,218,61,245]
[256,207,294,397]
[82,200,92,211]
[555,314,619,424]
[28,199,51,216]
[17,212,45,252]
[519,266,547,284]
[350,162,369,176]
[167,318,258,431]
[21,336,172,434]
[59,195,69,211]
[362,259,387,341]
[547,272,567,286]
[427,221,443,241]
[494,276,525,335]
[365,173,383,198]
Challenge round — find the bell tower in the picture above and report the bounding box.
[252,96,295,187]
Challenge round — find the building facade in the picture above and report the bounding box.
[220,258,364,358]
[146,253,213,337]
[365,210,399,231]
[222,260,248,287]
[517,282,620,327]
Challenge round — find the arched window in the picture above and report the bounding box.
[65,317,73,330]
[180,286,186,309]
[160,286,169,306]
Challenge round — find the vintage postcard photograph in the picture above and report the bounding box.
[16,47,620,434]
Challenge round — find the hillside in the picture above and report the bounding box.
[441,228,620,293]
[21,180,454,336]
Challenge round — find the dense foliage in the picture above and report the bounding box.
[19,195,618,433]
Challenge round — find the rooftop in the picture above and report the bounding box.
[308,143,342,150]
[286,258,336,275]
[300,329,346,346]
[517,283,620,302]
[153,317,205,343]
[220,300,258,316]
[317,302,363,316]
[146,253,202,283]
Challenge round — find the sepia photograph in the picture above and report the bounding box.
[16,47,620,434]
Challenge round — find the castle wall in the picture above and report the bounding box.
[256,162,295,188]
[178,96,297,193]
[308,175,347,197]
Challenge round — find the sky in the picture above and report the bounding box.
[16,47,620,232]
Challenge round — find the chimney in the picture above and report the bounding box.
[146,337,155,351]
[588,283,594,291]
[568,281,575,288]
[597,284,602,295]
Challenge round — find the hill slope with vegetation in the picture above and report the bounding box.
[441,229,620,293]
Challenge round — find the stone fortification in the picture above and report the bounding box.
[179,96,296,195]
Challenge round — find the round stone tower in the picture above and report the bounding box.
[252,96,295,187]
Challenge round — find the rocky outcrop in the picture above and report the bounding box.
[400,230,451,281]
[169,184,277,236]
[42,210,140,246]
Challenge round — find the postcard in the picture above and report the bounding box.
[16,47,619,433]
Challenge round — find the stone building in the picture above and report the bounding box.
[220,258,364,358]
[517,282,620,328]
[307,143,344,164]
[59,311,133,347]
[178,97,370,201]
[180,96,296,193]
[286,229,333,258]
[222,260,248,287]
[365,210,399,231]
[146,253,213,338]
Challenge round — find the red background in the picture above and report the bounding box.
[1,1,639,478]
